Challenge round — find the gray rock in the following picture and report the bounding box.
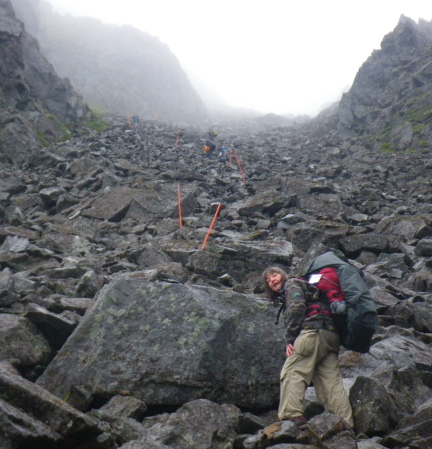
[340,234,399,257]
[378,361,432,408]
[336,16,432,145]
[357,439,387,449]
[1,235,30,252]
[375,214,432,240]
[306,411,357,448]
[39,186,67,209]
[120,399,240,449]
[350,376,402,436]
[415,238,432,257]
[74,270,104,298]
[0,361,102,447]
[0,275,18,306]
[234,191,298,217]
[109,417,148,446]
[98,394,147,420]
[24,303,81,348]
[381,419,432,449]
[0,314,51,368]
[36,279,286,409]
[368,286,400,311]
[56,296,95,315]
[186,238,294,290]
[0,397,63,448]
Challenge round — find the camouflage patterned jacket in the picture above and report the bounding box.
[282,278,337,346]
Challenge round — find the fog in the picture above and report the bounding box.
[46,0,432,117]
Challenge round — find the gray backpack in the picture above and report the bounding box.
[304,251,378,353]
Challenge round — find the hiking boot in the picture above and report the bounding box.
[286,416,308,430]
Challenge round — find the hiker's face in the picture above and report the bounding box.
[267,273,283,292]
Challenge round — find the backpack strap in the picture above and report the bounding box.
[306,304,332,318]
[275,302,286,324]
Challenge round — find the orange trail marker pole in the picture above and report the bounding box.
[178,183,183,228]
[234,150,246,184]
[201,203,223,250]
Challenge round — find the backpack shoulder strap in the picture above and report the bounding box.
[275,302,286,324]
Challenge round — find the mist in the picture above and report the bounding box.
[45,0,432,117]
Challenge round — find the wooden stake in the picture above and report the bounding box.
[178,183,183,228]
[201,203,223,250]
[234,149,246,184]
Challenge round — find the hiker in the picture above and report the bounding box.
[217,145,230,170]
[263,266,354,429]
[218,145,229,160]
[204,129,217,158]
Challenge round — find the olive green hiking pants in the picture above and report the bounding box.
[278,329,354,427]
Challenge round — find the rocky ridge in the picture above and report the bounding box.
[36,0,208,123]
[338,15,432,150]
[1,115,432,448]
[0,0,90,162]
[302,15,432,157]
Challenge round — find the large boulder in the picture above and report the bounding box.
[37,276,286,409]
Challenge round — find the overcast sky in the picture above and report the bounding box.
[46,0,432,117]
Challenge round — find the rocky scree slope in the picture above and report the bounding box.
[1,117,432,448]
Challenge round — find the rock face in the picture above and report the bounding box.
[338,15,432,149]
[7,0,39,35]
[35,2,208,123]
[0,0,90,162]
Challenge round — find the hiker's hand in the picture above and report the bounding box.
[286,344,294,357]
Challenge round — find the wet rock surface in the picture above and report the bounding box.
[1,114,432,448]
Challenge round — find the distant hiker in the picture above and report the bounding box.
[263,267,354,429]
[204,129,217,158]
[217,145,230,170]
[218,146,229,161]
[207,129,217,140]
[132,115,140,125]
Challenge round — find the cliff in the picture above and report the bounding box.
[37,2,208,123]
[338,15,432,150]
[0,0,90,161]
